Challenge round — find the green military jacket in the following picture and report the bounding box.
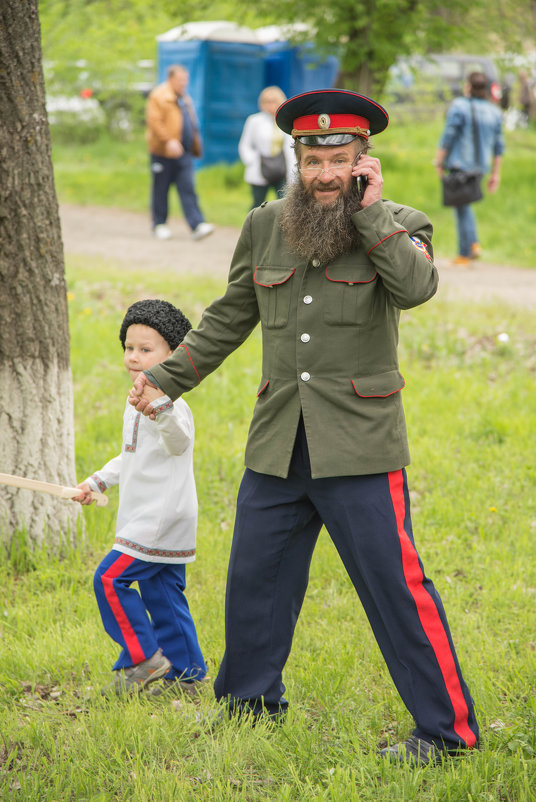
[150,198,438,479]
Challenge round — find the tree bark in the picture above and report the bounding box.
[0,0,79,547]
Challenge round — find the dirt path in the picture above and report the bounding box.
[60,204,536,307]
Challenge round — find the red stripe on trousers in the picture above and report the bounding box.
[101,553,146,665]
[388,470,476,747]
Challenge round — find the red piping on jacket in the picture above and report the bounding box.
[253,266,296,287]
[178,343,200,382]
[351,378,405,397]
[367,229,408,255]
[325,269,377,284]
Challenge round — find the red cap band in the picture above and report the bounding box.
[292,113,370,133]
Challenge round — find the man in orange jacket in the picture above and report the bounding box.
[146,64,214,241]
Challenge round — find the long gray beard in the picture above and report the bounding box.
[279,177,363,264]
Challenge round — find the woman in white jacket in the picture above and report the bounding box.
[239,86,295,208]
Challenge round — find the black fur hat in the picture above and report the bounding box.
[119,299,192,351]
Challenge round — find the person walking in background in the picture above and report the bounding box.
[435,71,504,266]
[146,65,214,241]
[75,300,207,697]
[239,86,294,209]
[519,70,535,122]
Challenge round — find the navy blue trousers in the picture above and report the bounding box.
[214,420,479,749]
[150,153,204,231]
[94,551,206,681]
[250,180,286,209]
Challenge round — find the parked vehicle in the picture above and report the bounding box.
[386,53,501,105]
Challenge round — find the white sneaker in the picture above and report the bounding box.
[191,222,214,241]
[153,224,172,240]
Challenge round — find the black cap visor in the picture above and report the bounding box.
[296,133,358,146]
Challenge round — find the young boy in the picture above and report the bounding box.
[76,299,207,697]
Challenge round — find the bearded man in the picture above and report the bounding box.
[129,89,480,766]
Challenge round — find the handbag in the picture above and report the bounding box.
[260,151,286,184]
[442,169,483,206]
[441,100,483,207]
[192,131,202,159]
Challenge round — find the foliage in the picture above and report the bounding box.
[38,0,268,87]
[38,0,536,102]
[1,263,535,799]
[256,0,536,94]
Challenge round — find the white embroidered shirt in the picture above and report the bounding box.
[86,396,197,563]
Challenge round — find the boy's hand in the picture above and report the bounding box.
[144,384,167,403]
[128,373,163,419]
[73,482,97,505]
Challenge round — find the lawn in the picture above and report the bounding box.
[1,259,535,800]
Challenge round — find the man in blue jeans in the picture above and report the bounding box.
[146,65,214,241]
[435,71,504,266]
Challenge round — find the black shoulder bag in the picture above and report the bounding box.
[442,100,484,207]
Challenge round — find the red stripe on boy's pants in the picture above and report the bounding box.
[101,553,145,665]
[388,470,477,748]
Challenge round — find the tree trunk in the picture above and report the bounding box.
[0,0,79,547]
[336,63,375,97]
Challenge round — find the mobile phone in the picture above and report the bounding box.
[356,174,368,199]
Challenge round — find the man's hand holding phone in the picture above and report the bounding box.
[353,154,383,207]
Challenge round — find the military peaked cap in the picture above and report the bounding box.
[275,88,389,145]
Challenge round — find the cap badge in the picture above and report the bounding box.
[317,113,331,129]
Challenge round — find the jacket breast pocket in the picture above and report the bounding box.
[323,263,378,326]
[253,265,296,329]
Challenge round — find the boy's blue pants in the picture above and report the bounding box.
[94,552,206,681]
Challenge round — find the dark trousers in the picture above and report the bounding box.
[150,153,204,231]
[214,419,479,749]
[250,180,286,209]
[94,551,206,681]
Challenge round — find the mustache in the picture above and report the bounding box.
[309,180,342,192]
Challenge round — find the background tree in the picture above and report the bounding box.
[38,0,536,103]
[0,0,79,547]
[250,0,536,97]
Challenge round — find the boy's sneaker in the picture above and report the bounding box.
[101,648,172,697]
[191,222,214,241]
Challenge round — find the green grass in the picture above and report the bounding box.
[50,114,536,267]
[1,260,535,800]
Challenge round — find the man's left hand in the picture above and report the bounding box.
[488,174,500,193]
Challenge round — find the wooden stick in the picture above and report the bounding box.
[0,472,108,507]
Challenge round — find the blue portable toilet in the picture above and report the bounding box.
[255,24,340,98]
[157,22,265,167]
